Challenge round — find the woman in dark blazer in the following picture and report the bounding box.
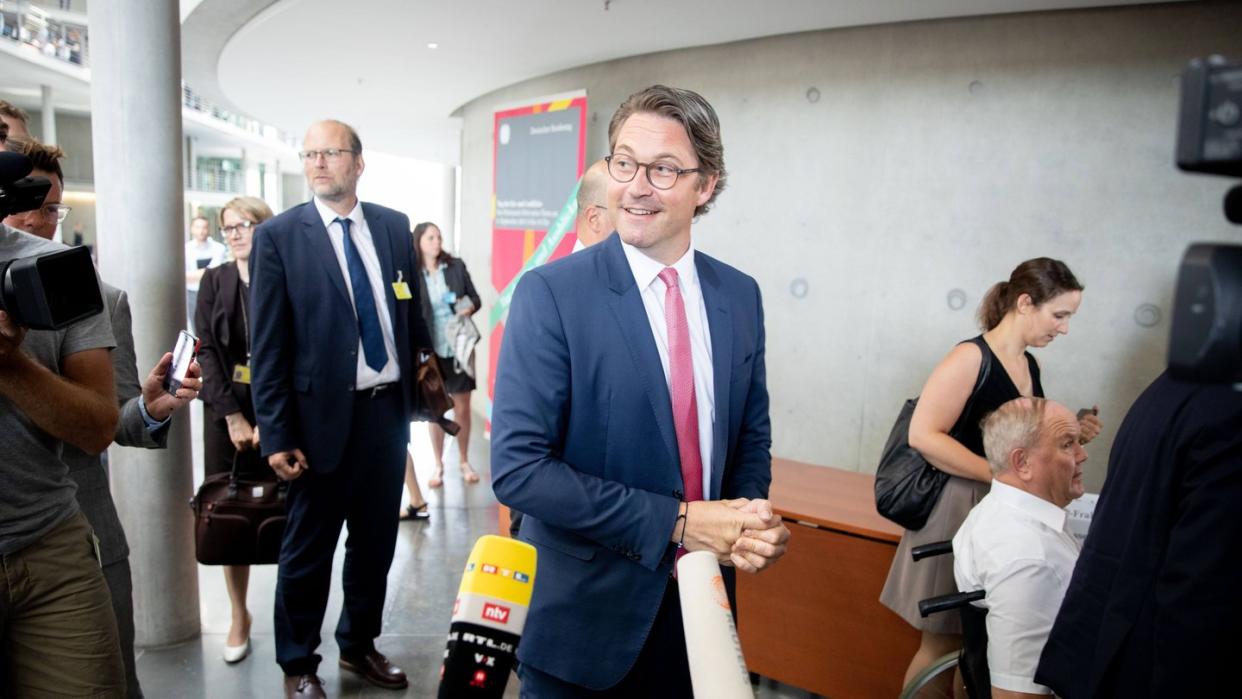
[194,196,272,665]
[412,221,482,491]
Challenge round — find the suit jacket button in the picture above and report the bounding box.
[673,490,684,500]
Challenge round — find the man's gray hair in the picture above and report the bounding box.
[981,397,1048,475]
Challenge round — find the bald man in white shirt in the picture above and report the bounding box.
[953,397,1088,698]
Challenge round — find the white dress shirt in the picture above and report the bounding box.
[620,239,715,498]
[953,479,1081,695]
[313,197,400,389]
[184,237,227,292]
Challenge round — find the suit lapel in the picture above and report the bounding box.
[697,254,732,500]
[301,204,351,306]
[602,237,680,471]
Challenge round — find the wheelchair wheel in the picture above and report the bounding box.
[898,650,961,699]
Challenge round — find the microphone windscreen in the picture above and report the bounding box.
[676,551,752,699]
[0,151,33,183]
[437,535,537,698]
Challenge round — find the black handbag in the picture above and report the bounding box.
[189,453,288,565]
[874,341,992,530]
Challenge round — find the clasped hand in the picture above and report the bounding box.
[678,498,790,573]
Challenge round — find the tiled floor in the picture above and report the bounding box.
[133,408,817,697]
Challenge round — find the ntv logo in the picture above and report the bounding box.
[482,603,511,624]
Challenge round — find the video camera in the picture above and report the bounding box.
[0,150,103,330]
[1168,56,1242,383]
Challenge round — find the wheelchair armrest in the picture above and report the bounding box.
[911,540,954,561]
[918,590,985,618]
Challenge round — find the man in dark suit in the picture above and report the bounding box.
[492,85,790,696]
[1035,370,1242,697]
[249,119,431,699]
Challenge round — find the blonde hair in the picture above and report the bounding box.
[219,196,274,226]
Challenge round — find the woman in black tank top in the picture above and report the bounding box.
[881,258,1104,691]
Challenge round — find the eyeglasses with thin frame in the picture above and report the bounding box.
[605,154,701,190]
[222,219,257,237]
[297,148,357,163]
[42,204,71,223]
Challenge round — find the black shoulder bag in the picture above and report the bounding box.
[874,340,992,530]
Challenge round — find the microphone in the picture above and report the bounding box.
[0,151,33,183]
[676,551,752,699]
[437,535,537,698]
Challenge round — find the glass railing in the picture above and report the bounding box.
[0,1,89,67]
[181,83,300,149]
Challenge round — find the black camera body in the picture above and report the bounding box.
[1169,57,1242,382]
[0,150,103,330]
[1177,57,1242,178]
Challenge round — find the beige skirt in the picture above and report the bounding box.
[879,475,990,634]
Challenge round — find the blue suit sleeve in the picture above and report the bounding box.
[491,271,679,571]
[248,222,296,457]
[727,282,772,500]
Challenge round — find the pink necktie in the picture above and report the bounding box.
[658,268,703,504]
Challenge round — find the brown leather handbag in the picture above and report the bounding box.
[189,454,287,565]
[414,348,461,436]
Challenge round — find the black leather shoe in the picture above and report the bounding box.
[283,674,326,698]
[339,650,408,690]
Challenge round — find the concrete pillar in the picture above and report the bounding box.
[87,0,200,646]
[40,85,55,145]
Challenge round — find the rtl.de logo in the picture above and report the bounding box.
[482,602,510,624]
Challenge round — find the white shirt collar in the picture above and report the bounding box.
[313,197,362,230]
[989,479,1068,532]
[620,238,699,293]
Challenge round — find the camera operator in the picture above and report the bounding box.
[6,139,201,698]
[1035,58,1242,698]
[0,155,125,692]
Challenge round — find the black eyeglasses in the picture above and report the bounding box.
[222,220,257,236]
[605,154,701,190]
[297,148,357,162]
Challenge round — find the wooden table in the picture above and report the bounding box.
[736,458,919,698]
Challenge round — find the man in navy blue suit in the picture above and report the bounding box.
[249,120,431,699]
[492,85,790,697]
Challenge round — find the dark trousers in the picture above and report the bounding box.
[274,388,407,676]
[101,557,142,698]
[517,580,692,698]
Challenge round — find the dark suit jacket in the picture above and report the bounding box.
[195,262,254,423]
[1035,371,1242,697]
[490,234,772,689]
[65,283,168,566]
[418,256,481,341]
[249,201,431,471]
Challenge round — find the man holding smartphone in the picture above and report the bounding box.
[249,119,432,699]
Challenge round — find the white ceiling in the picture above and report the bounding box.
[207,0,1188,165]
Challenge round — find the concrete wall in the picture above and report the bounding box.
[457,2,1242,491]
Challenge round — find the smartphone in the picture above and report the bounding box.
[164,330,199,394]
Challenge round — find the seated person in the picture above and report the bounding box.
[952,397,1088,698]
